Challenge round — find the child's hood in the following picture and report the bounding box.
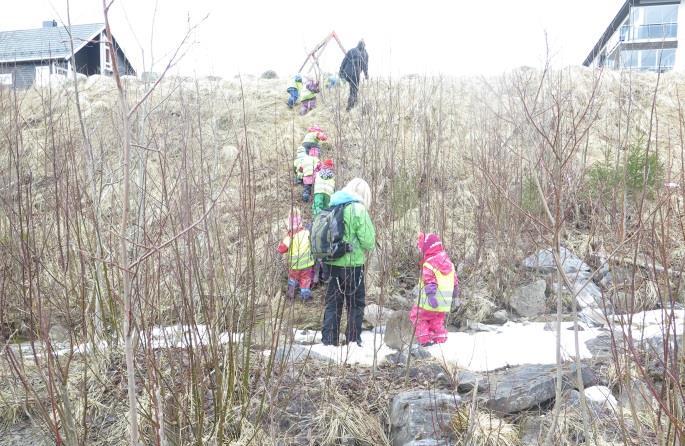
[419,232,454,275]
[329,190,360,207]
[424,251,454,275]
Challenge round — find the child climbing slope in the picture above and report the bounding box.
[277,209,315,301]
[300,147,320,203]
[410,232,460,346]
[302,126,328,155]
[312,158,335,216]
[293,146,307,184]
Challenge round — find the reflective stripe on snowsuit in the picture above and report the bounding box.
[418,262,454,312]
[284,229,315,270]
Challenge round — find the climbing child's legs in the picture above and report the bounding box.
[409,305,433,346]
[428,312,448,343]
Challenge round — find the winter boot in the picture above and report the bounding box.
[287,279,297,300]
[300,288,312,302]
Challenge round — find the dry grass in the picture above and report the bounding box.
[3,65,685,445]
[311,389,390,446]
[452,407,519,446]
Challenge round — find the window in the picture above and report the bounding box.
[643,4,678,25]
[660,48,676,68]
[618,48,675,71]
[623,5,678,41]
[0,73,12,86]
[104,48,113,72]
[620,50,639,69]
[641,49,658,69]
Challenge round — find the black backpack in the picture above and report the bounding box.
[310,204,351,260]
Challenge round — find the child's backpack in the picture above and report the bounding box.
[310,204,351,260]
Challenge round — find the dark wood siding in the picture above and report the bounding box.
[0,63,37,89]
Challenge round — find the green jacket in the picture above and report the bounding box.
[325,191,376,267]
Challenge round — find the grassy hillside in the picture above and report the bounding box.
[1,67,684,444]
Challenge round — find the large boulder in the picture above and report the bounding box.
[385,311,417,351]
[389,390,461,446]
[486,363,598,413]
[523,247,589,275]
[523,247,609,325]
[364,303,394,328]
[454,369,489,393]
[508,279,548,318]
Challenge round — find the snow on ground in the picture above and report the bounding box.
[609,308,685,338]
[306,309,685,372]
[147,324,242,349]
[11,325,243,359]
[308,321,600,372]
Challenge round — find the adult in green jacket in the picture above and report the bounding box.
[322,178,376,346]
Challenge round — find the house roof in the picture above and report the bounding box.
[583,0,680,66]
[0,23,105,63]
[583,1,631,66]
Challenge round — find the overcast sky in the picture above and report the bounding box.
[2,0,624,78]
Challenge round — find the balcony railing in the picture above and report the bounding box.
[620,23,678,41]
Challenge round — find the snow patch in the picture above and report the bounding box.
[307,321,600,372]
[584,386,618,410]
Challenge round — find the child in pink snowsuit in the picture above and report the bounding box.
[409,232,460,346]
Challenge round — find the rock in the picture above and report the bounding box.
[523,247,611,322]
[544,322,554,331]
[599,271,613,289]
[272,344,329,364]
[618,379,657,413]
[523,247,590,275]
[387,293,412,310]
[410,346,432,359]
[508,279,548,318]
[578,307,607,326]
[455,370,489,393]
[584,386,618,413]
[466,321,501,333]
[559,389,581,409]
[389,390,461,446]
[585,332,622,361]
[385,346,431,365]
[292,329,321,344]
[364,303,394,328]
[385,311,417,350]
[487,309,509,325]
[486,363,597,413]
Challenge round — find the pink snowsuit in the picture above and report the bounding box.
[409,233,459,345]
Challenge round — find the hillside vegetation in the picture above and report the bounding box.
[1,67,684,445]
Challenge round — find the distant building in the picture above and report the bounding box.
[584,0,683,72]
[0,20,135,89]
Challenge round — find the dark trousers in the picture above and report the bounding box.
[346,76,359,111]
[302,184,312,202]
[322,265,365,345]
